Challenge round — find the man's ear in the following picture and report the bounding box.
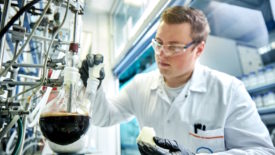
[195,41,205,57]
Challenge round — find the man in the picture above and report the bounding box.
[79,6,275,155]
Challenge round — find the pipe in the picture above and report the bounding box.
[4,118,23,155]
[7,65,19,100]
[0,0,11,71]
[1,81,40,86]
[0,0,41,39]
[6,0,69,101]
[3,63,44,68]
[17,74,42,80]
[73,0,78,43]
[12,118,23,155]
[24,32,71,45]
[67,0,80,112]
[22,137,44,154]
[0,0,51,77]
[0,115,20,140]
[5,128,17,154]
[28,86,52,128]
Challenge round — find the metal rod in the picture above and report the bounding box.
[9,0,69,102]
[1,81,40,86]
[8,83,41,101]
[7,30,71,45]
[18,106,29,155]
[73,0,78,43]
[10,0,27,100]
[3,63,44,68]
[19,0,26,26]
[17,74,40,80]
[0,0,10,29]
[0,0,11,70]
[7,42,20,100]
[7,65,19,99]
[68,0,79,112]
[26,32,71,45]
[0,0,52,77]
[68,84,72,112]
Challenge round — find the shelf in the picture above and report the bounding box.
[258,106,275,115]
[247,82,275,96]
[258,107,275,125]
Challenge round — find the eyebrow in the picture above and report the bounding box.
[155,37,186,45]
[168,41,183,44]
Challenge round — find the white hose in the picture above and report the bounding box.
[30,69,61,118]
[27,87,52,128]
[29,93,44,119]
[22,140,44,155]
[27,70,61,128]
[23,136,44,146]
[5,130,17,154]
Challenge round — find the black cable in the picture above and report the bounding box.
[0,0,41,40]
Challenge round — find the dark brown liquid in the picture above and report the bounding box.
[39,113,90,145]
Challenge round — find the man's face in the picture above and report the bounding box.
[154,21,204,81]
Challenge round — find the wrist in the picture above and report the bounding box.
[89,64,104,78]
[86,77,100,93]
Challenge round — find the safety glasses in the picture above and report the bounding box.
[151,39,195,56]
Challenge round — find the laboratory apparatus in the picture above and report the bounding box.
[0,0,91,154]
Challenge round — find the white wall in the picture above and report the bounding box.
[82,7,120,155]
[199,35,243,77]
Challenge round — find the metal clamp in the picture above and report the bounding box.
[44,78,63,87]
[10,25,26,42]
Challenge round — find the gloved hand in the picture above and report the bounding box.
[137,136,194,155]
[79,53,105,88]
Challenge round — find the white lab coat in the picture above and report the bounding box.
[88,63,275,154]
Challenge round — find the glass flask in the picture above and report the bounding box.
[39,50,91,153]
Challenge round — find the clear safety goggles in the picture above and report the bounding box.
[151,39,195,56]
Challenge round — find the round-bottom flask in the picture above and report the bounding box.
[39,67,91,153]
[48,134,88,153]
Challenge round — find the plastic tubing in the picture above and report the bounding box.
[5,129,17,154]
[22,140,43,155]
[23,136,44,146]
[27,87,52,128]
[27,70,61,127]
[0,115,20,140]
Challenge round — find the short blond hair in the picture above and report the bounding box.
[161,6,210,42]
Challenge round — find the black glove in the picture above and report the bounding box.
[137,136,194,155]
[79,53,105,88]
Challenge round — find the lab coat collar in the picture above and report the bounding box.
[189,62,207,93]
[150,62,207,93]
[150,70,161,90]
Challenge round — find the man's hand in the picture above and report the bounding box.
[79,53,105,88]
[137,136,194,155]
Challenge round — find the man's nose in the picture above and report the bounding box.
[158,47,168,57]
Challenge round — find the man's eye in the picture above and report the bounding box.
[156,43,162,47]
[168,46,181,51]
[156,44,162,48]
[155,41,162,46]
